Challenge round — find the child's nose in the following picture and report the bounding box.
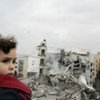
[8,62,14,70]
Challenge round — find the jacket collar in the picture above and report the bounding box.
[0,74,30,94]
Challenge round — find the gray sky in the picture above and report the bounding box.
[0,0,100,54]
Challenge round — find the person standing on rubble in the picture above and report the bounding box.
[0,34,31,100]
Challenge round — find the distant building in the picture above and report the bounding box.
[94,52,100,90]
[95,52,100,73]
[17,54,34,78]
[88,53,96,86]
[14,59,19,77]
[59,50,96,86]
[37,39,47,76]
[76,52,96,86]
[27,56,40,77]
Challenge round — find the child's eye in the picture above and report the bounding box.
[1,59,10,63]
[13,59,16,64]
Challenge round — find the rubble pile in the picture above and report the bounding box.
[30,73,99,100]
[29,51,99,100]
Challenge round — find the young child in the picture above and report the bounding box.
[0,34,31,100]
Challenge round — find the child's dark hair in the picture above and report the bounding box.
[0,34,17,54]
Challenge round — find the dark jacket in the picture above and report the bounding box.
[0,74,31,100]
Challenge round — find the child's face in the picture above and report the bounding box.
[0,49,16,76]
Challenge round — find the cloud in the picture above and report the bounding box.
[0,0,100,54]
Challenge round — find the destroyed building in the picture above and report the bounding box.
[29,40,99,100]
[58,50,96,86]
[30,40,96,86]
[37,39,47,76]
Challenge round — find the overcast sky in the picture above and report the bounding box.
[0,0,100,54]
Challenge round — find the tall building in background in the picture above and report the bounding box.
[37,39,47,76]
[95,52,100,73]
[94,52,100,90]
[89,53,97,86]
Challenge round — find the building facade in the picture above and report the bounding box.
[95,52,100,73]
[16,54,34,78]
[37,39,47,76]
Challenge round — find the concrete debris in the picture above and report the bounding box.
[29,73,99,100]
[23,51,100,100]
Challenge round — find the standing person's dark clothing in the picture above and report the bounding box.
[0,74,31,100]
